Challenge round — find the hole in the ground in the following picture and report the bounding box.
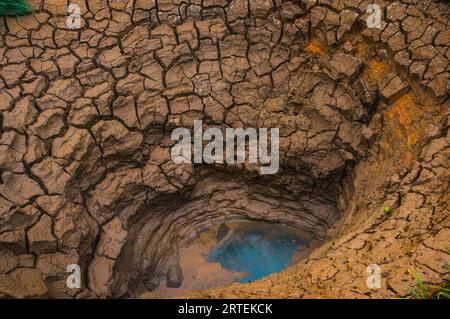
[111,176,338,298]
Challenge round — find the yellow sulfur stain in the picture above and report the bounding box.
[381,92,439,166]
[364,60,391,83]
[304,41,326,56]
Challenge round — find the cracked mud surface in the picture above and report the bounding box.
[0,0,449,298]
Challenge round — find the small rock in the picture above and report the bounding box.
[142,275,160,291]
[166,264,183,288]
[216,223,229,241]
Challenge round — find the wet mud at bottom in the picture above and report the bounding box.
[153,220,320,297]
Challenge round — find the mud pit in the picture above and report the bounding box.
[0,0,449,298]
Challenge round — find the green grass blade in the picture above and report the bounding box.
[437,292,450,299]
[410,268,427,299]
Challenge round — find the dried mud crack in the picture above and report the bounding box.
[0,0,449,299]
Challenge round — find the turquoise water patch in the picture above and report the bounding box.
[207,222,306,283]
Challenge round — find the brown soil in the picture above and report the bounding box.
[0,0,449,299]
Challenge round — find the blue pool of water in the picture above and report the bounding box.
[207,222,306,282]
